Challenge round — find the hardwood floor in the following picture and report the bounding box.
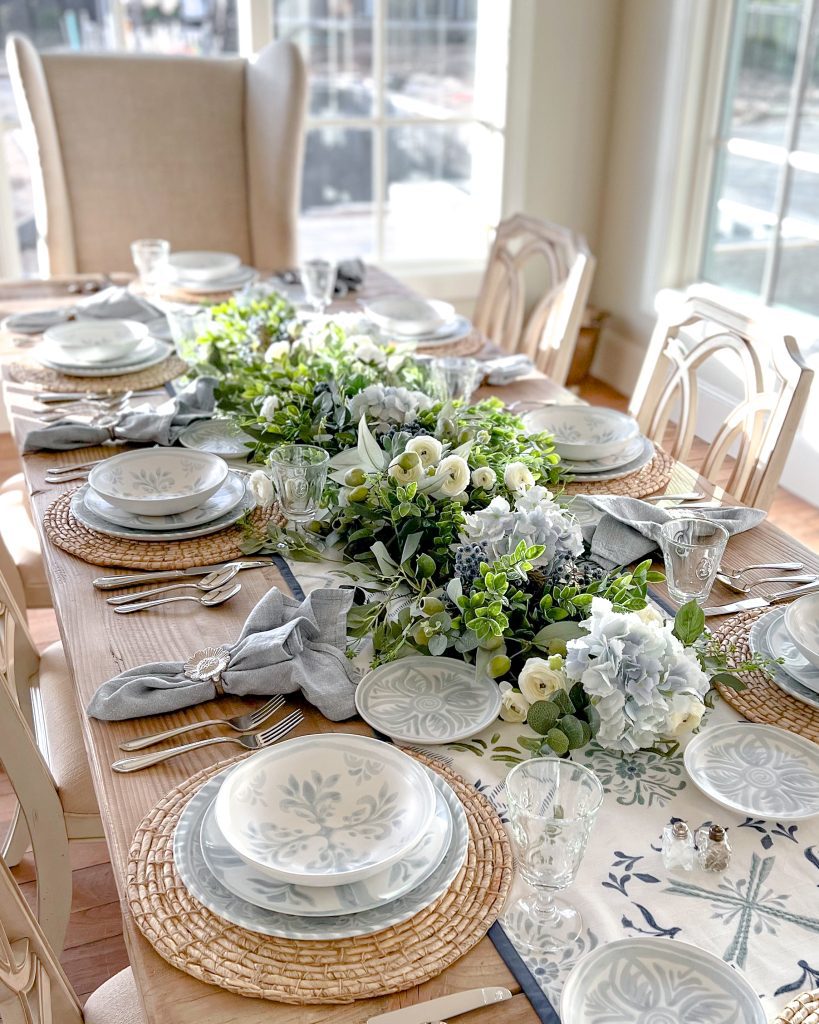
[0,378,816,1005]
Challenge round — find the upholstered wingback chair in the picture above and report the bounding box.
[6,34,306,275]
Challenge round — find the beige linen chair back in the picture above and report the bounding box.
[629,294,814,510]
[6,34,306,275]
[473,213,595,384]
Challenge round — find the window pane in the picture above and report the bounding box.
[795,17,819,153]
[773,167,819,314]
[118,1,239,54]
[384,122,499,260]
[274,0,374,118]
[300,126,376,259]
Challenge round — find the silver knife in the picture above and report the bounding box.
[92,560,273,590]
[366,987,512,1024]
[703,579,819,616]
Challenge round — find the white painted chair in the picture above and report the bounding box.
[0,853,144,1023]
[0,473,50,610]
[0,568,103,955]
[629,293,814,510]
[473,213,595,385]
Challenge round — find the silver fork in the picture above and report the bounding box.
[118,696,287,751]
[716,573,818,595]
[111,710,304,772]
[718,561,804,581]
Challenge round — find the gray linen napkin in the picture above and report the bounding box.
[87,587,358,722]
[584,496,767,569]
[23,376,217,452]
[76,286,164,325]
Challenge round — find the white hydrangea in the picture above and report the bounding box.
[563,597,710,753]
[347,385,432,434]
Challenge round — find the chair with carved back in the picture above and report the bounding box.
[0,569,103,956]
[628,293,814,510]
[473,213,595,384]
[0,853,144,1023]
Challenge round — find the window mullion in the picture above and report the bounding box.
[373,0,387,261]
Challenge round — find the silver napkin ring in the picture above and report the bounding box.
[183,645,231,695]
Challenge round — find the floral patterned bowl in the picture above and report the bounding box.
[785,592,819,669]
[521,404,640,461]
[87,448,229,516]
[214,733,438,887]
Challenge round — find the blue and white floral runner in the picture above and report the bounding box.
[282,556,819,1022]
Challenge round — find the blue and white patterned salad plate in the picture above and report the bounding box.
[561,938,766,1023]
[355,656,503,744]
[684,722,819,820]
[215,734,438,886]
[520,404,640,461]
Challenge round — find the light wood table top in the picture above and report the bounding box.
[2,274,818,1023]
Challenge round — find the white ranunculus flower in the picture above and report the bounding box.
[264,340,290,362]
[405,435,443,468]
[248,470,274,509]
[498,682,530,723]
[436,454,471,497]
[666,693,706,736]
[518,655,568,704]
[388,450,424,484]
[635,604,667,627]
[259,395,280,420]
[351,335,387,367]
[471,466,497,489]
[504,461,535,493]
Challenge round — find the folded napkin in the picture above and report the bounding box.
[484,354,535,385]
[584,496,767,569]
[76,286,165,326]
[88,587,358,722]
[22,376,217,452]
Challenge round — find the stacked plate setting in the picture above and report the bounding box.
[750,591,819,710]
[172,734,470,939]
[165,250,257,294]
[521,404,654,482]
[70,448,254,542]
[34,319,173,377]
[362,295,474,349]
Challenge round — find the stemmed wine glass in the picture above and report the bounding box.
[502,758,603,953]
[300,259,337,316]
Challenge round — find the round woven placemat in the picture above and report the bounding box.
[43,489,284,570]
[416,331,484,357]
[126,751,511,1004]
[9,355,188,393]
[774,990,819,1023]
[563,444,674,498]
[712,609,819,743]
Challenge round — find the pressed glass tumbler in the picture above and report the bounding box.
[660,516,729,605]
[301,259,337,314]
[131,238,170,290]
[268,444,329,524]
[433,356,483,403]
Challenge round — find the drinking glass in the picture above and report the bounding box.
[300,259,337,315]
[166,307,211,364]
[433,356,484,403]
[502,758,603,953]
[131,238,170,292]
[660,516,729,605]
[268,444,329,524]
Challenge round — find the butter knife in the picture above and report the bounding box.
[366,987,512,1024]
[92,559,272,590]
[703,579,819,616]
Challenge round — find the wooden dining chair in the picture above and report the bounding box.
[0,568,103,955]
[0,472,51,611]
[473,213,596,385]
[0,854,144,1023]
[6,33,306,275]
[629,293,814,510]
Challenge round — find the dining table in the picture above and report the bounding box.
[1,270,818,1024]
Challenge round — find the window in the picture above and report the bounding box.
[273,0,510,265]
[701,0,819,317]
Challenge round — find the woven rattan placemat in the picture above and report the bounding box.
[416,331,484,357]
[563,444,674,498]
[712,608,819,743]
[43,489,284,570]
[9,355,188,393]
[126,751,511,1004]
[774,990,819,1023]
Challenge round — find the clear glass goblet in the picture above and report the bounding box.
[502,758,603,953]
[433,356,483,404]
[267,444,329,525]
[660,516,729,605]
[131,238,170,293]
[300,259,337,315]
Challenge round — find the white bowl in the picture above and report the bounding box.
[42,319,148,362]
[88,449,228,516]
[168,251,241,282]
[215,733,438,887]
[785,593,819,669]
[522,404,640,460]
[363,296,454,337]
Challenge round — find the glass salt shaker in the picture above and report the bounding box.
[662,820,696,871]
[696,824,732,871]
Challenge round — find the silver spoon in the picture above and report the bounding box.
[106,566,240,605]
[113,581,241,614]
[716,573,818,595]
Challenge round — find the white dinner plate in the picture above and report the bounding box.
[559,435,646,473]
[173,763,469,939]
[363,296,453,336]
[684,722,819,820]
[71,484,254,542]
[355,656,503,744]
[749,609,819,707]
[200,773,452,916]
[38,333,156,370]
[35,337,173,377]
[561,435,655,483]
[561,938,765,1024]
[168,251,241,282]
[178,419,255,457]
[84,471,246,531]
[386,315,473,347]
[168,265,257,294]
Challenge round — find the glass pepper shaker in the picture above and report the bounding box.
[696,824,732,871]
[662,820,696,871]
